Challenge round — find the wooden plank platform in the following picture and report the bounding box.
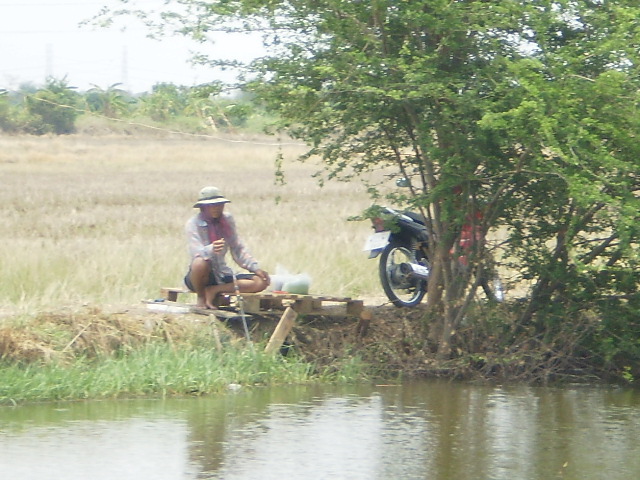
[241,292,364,317]
[159,288,364,317]
[151,289,373,348]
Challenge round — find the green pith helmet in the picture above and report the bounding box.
[193,186,231,208]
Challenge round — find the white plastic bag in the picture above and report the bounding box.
[270,265,312,294]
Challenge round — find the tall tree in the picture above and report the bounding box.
[100,1,640,358]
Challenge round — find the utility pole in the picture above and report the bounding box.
[45,43,53,80]
[121,46,129,90]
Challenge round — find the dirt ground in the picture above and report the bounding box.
[200,298,437,377]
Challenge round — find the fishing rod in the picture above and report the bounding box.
[231,271,253,349]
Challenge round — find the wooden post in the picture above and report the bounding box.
[242,295,261,313]
[346,299,364,317]
[264,307,298,354]
[292,297,313,314]
[356,308,372,338]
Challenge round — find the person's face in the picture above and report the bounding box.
[202,203,225,220]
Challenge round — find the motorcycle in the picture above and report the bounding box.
[363,206,431,307]
[363,204,505,308]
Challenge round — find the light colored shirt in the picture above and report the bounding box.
[185,210,259,283]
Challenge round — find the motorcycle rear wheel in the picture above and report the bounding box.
[379,241,427,308]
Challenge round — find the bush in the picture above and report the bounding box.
[24,77,80,134]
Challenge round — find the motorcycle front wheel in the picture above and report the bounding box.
[379,241,428,308]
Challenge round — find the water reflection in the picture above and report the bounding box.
[1,382,639,480]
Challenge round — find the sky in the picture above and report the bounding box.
[0,0,264,93]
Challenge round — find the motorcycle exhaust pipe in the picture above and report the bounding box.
[399,262,430,280]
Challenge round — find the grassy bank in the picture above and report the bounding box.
[0,343,368,405]
[0,306,368,405]
[0,344,313,404]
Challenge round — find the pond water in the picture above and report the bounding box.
[1,381,639,479]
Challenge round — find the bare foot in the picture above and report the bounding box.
[196,300,218,310]
[205,287,227,310]
[196,295,208,309]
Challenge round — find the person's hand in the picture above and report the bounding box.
[212,238,226,255]
[255,269,270,285]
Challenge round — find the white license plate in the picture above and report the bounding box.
[363,231,390,252]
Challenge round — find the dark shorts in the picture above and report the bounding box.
[184,269,255,292]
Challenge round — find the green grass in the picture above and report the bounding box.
[0,340,368,405]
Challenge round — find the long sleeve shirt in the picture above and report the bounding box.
[185,211,259,284]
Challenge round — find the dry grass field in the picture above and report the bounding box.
[0,133,383,317]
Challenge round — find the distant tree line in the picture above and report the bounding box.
[0,77,260,135]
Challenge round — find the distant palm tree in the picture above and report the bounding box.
[85,83,131,118]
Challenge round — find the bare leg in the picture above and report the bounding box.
[237,275,270,294]
[204,282,235,309]
[188,257,213,309]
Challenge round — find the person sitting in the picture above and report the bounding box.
[184,186,270,309]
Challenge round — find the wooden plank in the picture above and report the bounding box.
[242,296,261,313]
[292,297,313,314]
[261,297,284,310]
[264,307,298,354]
[190,307,252,321]
[346,300,364,317]
[160,287,188,302]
